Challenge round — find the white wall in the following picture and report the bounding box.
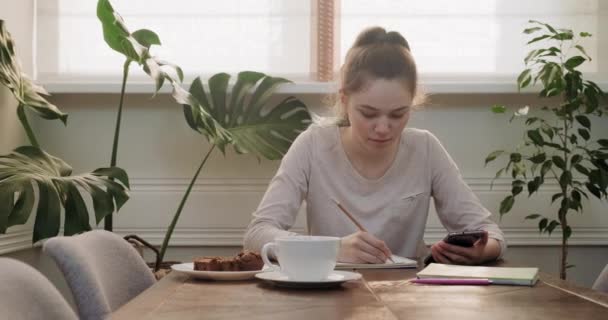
[22,90,608,288]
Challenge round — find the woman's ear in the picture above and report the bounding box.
[339,89,348,106]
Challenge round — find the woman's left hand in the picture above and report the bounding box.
[430,232,500,265]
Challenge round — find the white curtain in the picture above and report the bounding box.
[36,0,606,85]
[341,0,607,83]
[36,0,312,82]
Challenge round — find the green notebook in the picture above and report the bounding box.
[417,263,539,286]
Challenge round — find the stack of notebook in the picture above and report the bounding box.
[416,263,539,286]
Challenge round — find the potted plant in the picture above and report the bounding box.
[485,20,607,279]
[97,0,184,231]
[96,0,312,273]
[0,20,129,243]
[156,71,312,271]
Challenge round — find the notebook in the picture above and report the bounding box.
[416,263,539,286]
[335,255,417,269]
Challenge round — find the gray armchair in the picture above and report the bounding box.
[0,257,77,320]
[43,230,156,320]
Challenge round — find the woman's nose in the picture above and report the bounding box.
[374,118,390,134]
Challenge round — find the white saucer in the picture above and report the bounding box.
[171,262,264,281]
[255,270,361,288]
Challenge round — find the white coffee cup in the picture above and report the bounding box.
[261,236,340,281]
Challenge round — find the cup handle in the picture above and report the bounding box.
[261,242,280,271]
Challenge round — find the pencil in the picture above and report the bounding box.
[331,198,395,263]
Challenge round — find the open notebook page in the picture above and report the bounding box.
[335,255,417,269]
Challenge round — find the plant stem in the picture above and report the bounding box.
[104,59,131,232]
[16,103,40,148]
[157,145,216,268]
[560,116,569,280]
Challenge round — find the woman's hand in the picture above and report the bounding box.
[338,231,393,264]
[430,231,500,265]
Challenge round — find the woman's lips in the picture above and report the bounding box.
[369,138,391,144]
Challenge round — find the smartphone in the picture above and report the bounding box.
[443,230,486,247]
[423,230,486,265]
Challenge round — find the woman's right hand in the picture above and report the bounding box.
[338,231,392,264]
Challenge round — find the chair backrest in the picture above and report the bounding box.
[43,230,156,320]
[592,264,608,293]
[0,257,78,320]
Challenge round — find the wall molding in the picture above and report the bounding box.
[128,176,567,192]
[0,230,34,254]
[113,226,608,247]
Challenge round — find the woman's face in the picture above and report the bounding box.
[342,78,413,153]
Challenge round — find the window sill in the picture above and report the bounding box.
[40,76,607,95]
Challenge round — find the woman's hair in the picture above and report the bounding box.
[322,26,424,125]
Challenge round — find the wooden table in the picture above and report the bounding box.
[112,263,608,319]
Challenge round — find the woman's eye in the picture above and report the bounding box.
[360,111,377,118]
[390,113,406,119]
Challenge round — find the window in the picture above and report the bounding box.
[35,0,607,91]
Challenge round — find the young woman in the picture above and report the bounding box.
[243,27,505,265]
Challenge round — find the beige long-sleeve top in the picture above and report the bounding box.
[243,124,506,258]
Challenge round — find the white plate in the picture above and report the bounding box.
[171,262,264,280]
[255,270,362,288]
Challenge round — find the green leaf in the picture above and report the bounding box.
[559,171,572,189]
[499,195,515,215]
[586,182,601,198]
[553,156,566,170]
[491,105,506,114]
[598,139,608,148]
[571,154,583,166]
[551,193,563,203]
[0,146,130,242]
[575,115,591,129]
[574,45,591,60]
[540,123,554,140]
[528,176,543,196]
[527,34,551,45]
[546,220,560,235]
[564,226,572,240]
[565,56,586,70]
[523,27,542,34]
[574,164,590,176]
[485,150,504,166]
[524,214,541,220]
[541,160,553,178]
[517,69,532,89]
[538,218,548,233]
[527,130,544,146]
[510,153,522,163]
[131,29,161,49]
[0,21,68,131]
[512,180,525,196]
[580,32,592,37]
[529,153,546,164]
[578,128,590,141]
[188,72,312,160]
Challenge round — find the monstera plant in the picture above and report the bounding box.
[156,72,312,269]
[0,20,129,243]
[485,21,607,279]
[97,0,184,231]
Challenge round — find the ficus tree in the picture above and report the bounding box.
[485,20,607,280]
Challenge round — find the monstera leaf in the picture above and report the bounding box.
[0,20,67,147]
[97,0,183,91]
[187,72,311,158]
[0,146,130,243]
[156,72,311,268]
